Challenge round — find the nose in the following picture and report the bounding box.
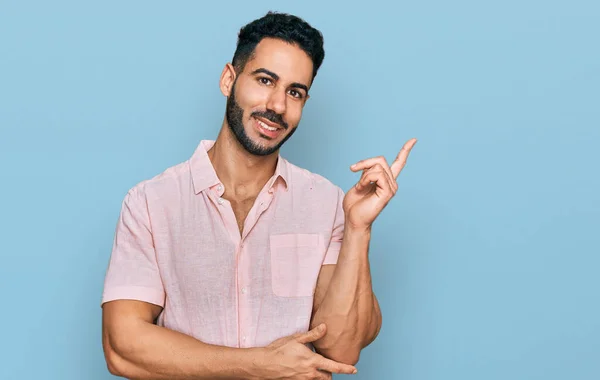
[266,87,286,116]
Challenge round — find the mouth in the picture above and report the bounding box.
[253,116,284,139]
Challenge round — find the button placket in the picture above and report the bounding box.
[209,187,240,247]
[237,243,247,347]
[238,243,247,296]
[215,183,225,206]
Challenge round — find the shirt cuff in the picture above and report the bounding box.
[101,286,165,307]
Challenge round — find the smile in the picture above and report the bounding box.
[253,117,284,139]
[258,119,278,131]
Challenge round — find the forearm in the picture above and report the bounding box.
[106,318,263,380]
[311,225,382,364]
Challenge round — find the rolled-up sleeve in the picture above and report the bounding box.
[323,186,345,265]
[101,186,165,307]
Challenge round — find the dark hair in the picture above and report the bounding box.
[232,11,325,80]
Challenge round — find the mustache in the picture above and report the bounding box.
[251,110,288,130]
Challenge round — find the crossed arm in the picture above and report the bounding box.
[103,238,379,380]
[102,228,379,379]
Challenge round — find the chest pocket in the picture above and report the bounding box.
[270,233,324,298]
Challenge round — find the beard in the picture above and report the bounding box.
[225,81,297,156]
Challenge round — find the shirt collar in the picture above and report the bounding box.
[190,140,289,195]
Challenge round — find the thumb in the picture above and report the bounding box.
[296,323,326,344]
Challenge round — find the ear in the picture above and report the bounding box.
[220,63,237,97]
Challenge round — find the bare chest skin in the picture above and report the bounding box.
[224,187,261,235]
[230,198,256,235]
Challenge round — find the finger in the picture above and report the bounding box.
[316,370,333,379]
[371,165,396,194]
[296,323,327,344]
[366,163,397,192]
[355,168,395,196]
[390,138,417,179]
[315,354,357,374]
[355,168,391,194]
[350,156,395,185]
[356,165,393,189]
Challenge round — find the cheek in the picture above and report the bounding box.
[236,81,269,112]
[247,88,271,107]
[287,103,303,126]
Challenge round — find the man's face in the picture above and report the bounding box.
[225,38,313,156]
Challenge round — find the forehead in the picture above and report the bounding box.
[243,38,313,86]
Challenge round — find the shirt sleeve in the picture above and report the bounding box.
[323,186,345,265]
[101,186,165,307]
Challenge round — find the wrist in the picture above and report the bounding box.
[344,220,372,238]
[246,347,272,380]
[342,223,372,257]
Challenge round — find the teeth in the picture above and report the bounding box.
[257,119,278,131]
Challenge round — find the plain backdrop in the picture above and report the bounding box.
[1,1,599,379]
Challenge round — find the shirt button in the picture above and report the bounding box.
[242,336,247,342]
[217,184,223,192]
[217,197,224,205]
[241,287,247,294]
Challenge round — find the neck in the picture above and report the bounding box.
[207,121,278,200]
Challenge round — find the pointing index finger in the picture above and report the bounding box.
[390,138,417,179]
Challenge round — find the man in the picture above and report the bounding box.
[101,11,416,380]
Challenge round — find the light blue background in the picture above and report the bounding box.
[1,0,599,379]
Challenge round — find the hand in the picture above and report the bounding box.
[344,138,417,230]
[259,323,357,379]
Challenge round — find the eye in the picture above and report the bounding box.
[288,89,304,99]
[259,77,273,86]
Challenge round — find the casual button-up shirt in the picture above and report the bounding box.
[102,140,345,348]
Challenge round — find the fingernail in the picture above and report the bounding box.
[353,369,358,374]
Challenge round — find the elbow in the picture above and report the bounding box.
[340,352,361,366]
[324,348,361,366]
[316,342,361,366]
[104,345,128,377]
[103,329,138,379]
[104,345,144,380]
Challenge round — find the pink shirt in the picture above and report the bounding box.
[102,140,345,348]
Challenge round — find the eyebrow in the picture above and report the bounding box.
[251,68,309,94]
